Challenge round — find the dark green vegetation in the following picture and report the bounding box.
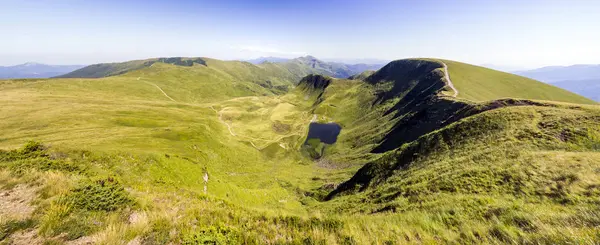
[1,56,598,244]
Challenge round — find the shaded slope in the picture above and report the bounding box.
[361,59,464,153]
[295,74,333,102]
[347,70,375,80]
[295,58,597,159]
[322,58,600,199]
[292,59,467,165]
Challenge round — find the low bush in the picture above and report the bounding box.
[66,177,134,212]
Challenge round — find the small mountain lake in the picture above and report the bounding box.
[304,122,342,144]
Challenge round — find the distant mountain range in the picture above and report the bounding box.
[285,56,385,79]
[244,56,385,78]
[515,64,600,82]
[246,56,389,66]
[0,62,85,79]
[549,79,600,101]
[515,64,600,101]
[245,57,291,64]
[60,56,385,80]
[479,64,525,72]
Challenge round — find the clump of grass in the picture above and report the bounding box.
[34,174,134,241]
[38,201,73,236]
[37,177,134,240]
[181,224,242,245]
[66,177,134,212]
[43,211,97,240]
[141,218,172,245]
[0,219,36,241]
[271,215,343,232]
[37,171,73,199]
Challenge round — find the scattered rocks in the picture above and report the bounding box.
[128,212,147,225]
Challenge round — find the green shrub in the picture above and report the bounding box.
[0,141,46,162]
[1,142,85,174]
[272,216,343,231]
[67,177,133,211]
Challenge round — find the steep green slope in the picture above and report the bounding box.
[325,104,600,243]
[443,60,596,104]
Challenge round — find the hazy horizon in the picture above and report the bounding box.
[2,0,599,69]
[3,56,600,72]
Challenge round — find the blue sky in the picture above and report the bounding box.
[1,0,599,69]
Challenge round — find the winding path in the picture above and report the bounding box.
[441,62,458,97]
[209,103,307,150]
[210,106,236,136]
[137,77,176,102]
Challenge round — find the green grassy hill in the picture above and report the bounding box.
[443,59,595,104]
[325,103,600,243]
[1,57,599,244]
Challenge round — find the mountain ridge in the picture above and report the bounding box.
[0,62,84,79]
[515,64,600,102]
[516,64,600,82]
[58,55,384,81]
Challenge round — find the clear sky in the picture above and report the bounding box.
[1,0,599,69]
